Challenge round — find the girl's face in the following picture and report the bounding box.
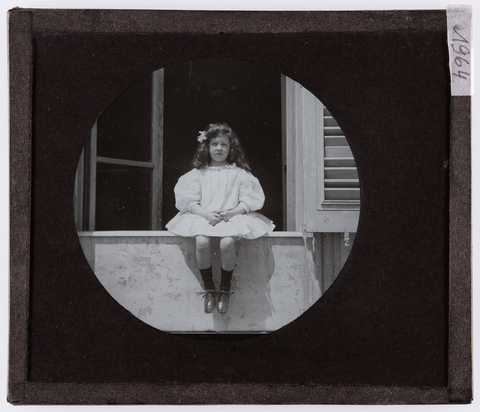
[209,135,231,166]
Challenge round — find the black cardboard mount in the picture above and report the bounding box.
[8,8,471,404]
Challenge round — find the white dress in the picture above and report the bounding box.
[166,164,275,239]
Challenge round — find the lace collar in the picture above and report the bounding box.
[206,163,237,171]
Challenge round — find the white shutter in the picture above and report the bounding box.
[283,76,360,233]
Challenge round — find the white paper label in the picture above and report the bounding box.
[447,5,473,96]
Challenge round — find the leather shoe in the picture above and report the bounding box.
[217,290,230,314]
[203,290,217,314]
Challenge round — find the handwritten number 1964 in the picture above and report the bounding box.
[451,25,470,80]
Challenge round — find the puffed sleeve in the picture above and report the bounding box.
[174,169,201,213]
[238,171,265,213]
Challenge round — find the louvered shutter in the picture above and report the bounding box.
[323,107,360,209]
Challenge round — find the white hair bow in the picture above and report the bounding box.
[197,131,207,143]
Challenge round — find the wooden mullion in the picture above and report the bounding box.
[283,75,297,231]
[73,149,84,231]
[281,75,287,231]
[88,123,97,231]
[151,69,164,230]
[295,81,305,230]
[96,156,155,169]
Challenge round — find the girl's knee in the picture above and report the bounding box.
[196,236,211,251]
[219,236,235,252]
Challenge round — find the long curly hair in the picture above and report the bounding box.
[192,123,251,172]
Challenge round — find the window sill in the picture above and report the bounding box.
[77,230,313,238]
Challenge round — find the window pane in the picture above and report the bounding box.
[95,163,151,230]
[97,74,153,162]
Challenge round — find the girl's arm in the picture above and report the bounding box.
[236,171,265,214]
[190,203,222,226]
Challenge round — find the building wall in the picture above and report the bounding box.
[78,231,354,334]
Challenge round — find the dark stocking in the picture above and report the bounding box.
[200,267,215,290]
[220,268,233,292]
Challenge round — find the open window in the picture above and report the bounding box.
[74,59,360,234]
[75,70,164,231]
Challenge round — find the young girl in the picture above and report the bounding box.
[166,123,275,315]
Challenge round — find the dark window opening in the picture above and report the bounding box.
[163,58,283,230]
[95,163,152,231]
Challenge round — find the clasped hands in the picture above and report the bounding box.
[206,210,235,226]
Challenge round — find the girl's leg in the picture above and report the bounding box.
[196,236,216,313]
[196,235,212,270]
[219,236,235,272]
[218,237,236,314]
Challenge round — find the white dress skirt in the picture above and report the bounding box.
[165,164,275,239]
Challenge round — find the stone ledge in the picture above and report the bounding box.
[78,230,312,238]
[78,233,322,333]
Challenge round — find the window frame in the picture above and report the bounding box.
[74,69,164,231]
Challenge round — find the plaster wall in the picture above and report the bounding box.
[78,231,326,333]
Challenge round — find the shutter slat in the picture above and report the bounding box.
[324,126,344,136]
[324,157,357,167]
[325,179,359,188]
[325,167,358,179]
[325,136,348,146]
[324,116,338,127]
[322,200,360,205]
[325,188,361,201]
[325,146,353,157]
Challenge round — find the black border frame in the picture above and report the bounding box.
[8,9,471,404]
